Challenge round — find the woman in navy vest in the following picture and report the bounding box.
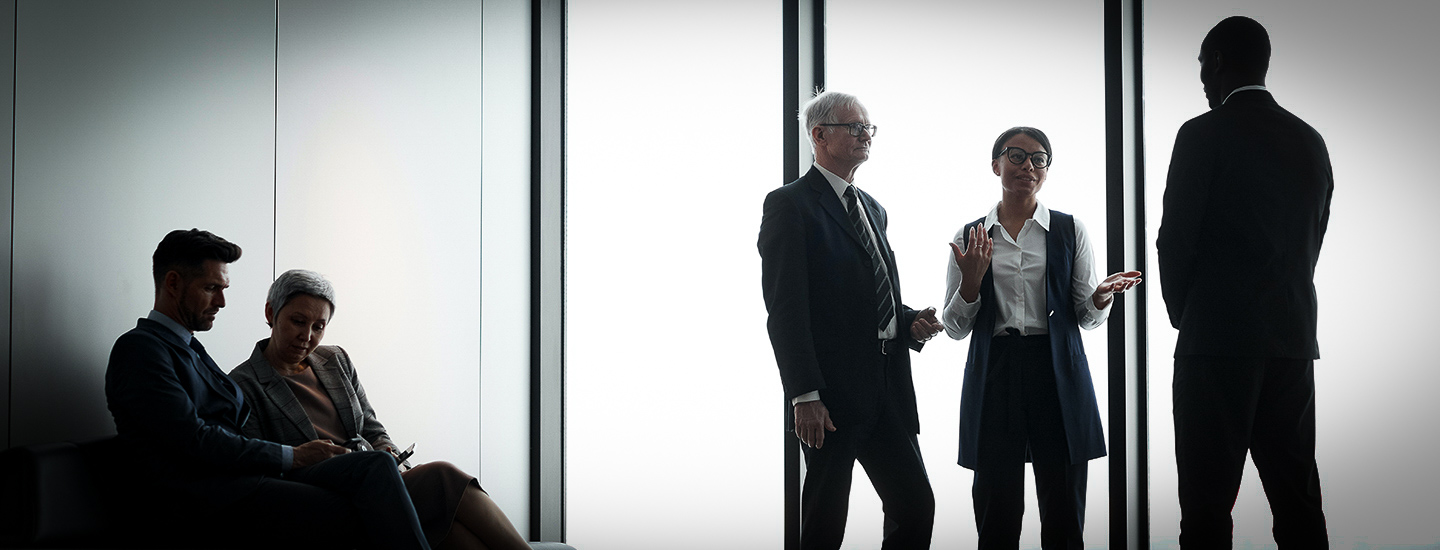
[941,127,1141,548]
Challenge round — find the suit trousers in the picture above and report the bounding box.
[1173,356,1328,549]
[223,450,431,550]
[799,346,935,550]
[972,333,1087,550]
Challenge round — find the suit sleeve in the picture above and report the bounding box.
[106,333,285,473]
[901,306,924,351]
[759,190,826,401]
[1317,152,1334,261]
[336,347,396,452]
[1157,121,1214,329]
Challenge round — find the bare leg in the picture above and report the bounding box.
[439,522,487,550]
[454,485,529,550]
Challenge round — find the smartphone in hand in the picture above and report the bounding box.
[394,443,416,464]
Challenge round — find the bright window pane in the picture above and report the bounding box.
[1144,3,1440,546]
[827,1,1110,547]
[566,2,782,548]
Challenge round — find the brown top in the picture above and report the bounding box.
[278,365,349,444]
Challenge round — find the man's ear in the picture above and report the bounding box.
[161,270,184,300]
[1206,50,1224,75]
[811,125,826,147]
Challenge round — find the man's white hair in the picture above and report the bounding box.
[800,90,865,149]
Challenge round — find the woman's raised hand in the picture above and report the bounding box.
[1092,270,1143,309]
[949,225,993,304]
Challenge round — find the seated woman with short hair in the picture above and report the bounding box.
[230,269,528,550]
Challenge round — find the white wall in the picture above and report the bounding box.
[2,5,536,527]
[10,0,277,446]
[480,0,533,536]
[274,0,484,481]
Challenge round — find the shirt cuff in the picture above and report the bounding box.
[1077,288,1113,329]
[280,445,293,472]
[1085,290,1111,315]
[791,391,820,406]
[944,292,982,321]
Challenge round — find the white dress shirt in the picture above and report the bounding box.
[1223,84,1267,105]
[813,163,898,340]
[794,163,899,406]
[941,202,1110,341]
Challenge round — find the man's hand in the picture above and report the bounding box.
[793,400,837,449]
[910,307,942,342]
[293,439,349,469]
[1092,270,1143,309]
[950,226,993,303]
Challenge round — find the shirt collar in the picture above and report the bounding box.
[147,309,193,345]
[813,162,856,202]
[982,201,1049,231]
[1222,84,1267,105]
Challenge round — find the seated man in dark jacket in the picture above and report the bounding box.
[104,228,430,549]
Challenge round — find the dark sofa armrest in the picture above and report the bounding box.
[0,441,109,546]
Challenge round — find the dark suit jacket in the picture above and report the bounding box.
[228,340,398,454]
[105,318,286,506]
[1158,90,1333,358]
[759,166,925,433]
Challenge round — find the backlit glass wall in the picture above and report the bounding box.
[567,1,783,547]
[826,1,1111,547]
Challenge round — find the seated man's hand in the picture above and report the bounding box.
[793,400,837,449]
[293,439,349,469]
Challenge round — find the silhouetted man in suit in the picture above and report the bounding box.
[759,91,942,549]
[105,229,430,548]
[1158,16,1332,548]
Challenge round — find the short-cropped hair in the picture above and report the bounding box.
[267,269,336,323]
[801,90,864,146]
[1201,16,1271,76]
[151,229,242,291]
[991,126,1053,163]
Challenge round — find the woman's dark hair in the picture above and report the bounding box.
[151,228,242,291]
[991,126,1052,164]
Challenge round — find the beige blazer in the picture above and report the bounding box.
[229,339,398,453]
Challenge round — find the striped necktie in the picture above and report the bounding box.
[843,186,896,333]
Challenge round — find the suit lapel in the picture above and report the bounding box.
[191,346,238,401]
[139,320,241,410]
[245,345,320,441]
[310,353,359,439]
[805,167,866,249]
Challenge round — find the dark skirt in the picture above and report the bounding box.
[401,461,480,546]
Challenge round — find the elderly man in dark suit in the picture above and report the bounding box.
[1158,16,1332,548]
[759,91,943,549]
[104,229,430,549]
